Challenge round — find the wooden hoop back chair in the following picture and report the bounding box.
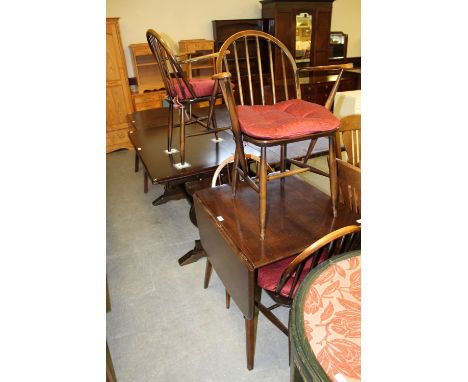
[257,225,361,336]
[213,30,353,238]
[146,29,229,168]
[335,114,361,167]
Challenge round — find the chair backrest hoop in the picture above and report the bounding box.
[146,29,196,101]
[276,225,361,299]
[215,30,300,105]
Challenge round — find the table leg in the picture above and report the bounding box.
[134,152,139,172]
[144,171,149,194]
[245,282,261,370]
[178,240,206,266]
[152,183,186,206]
[245,313,259,370]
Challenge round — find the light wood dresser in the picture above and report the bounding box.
[106,17,134,152]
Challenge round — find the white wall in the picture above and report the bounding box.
[331,0,361,58]
[106,0,360,77]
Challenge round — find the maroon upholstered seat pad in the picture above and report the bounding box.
[258,254,326,298]
[236,99,339,139]
[171,78,219,100]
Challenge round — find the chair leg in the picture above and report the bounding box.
[167,103,174,153]
[144,170,149,194]
[179,106,186,165]
[231,151,240,196]
[204,259,212,289]
[207,85,218,131]
[328,135,338,217]
[259,147,268,240]
[226,290,230,309]
[280,144,286,173]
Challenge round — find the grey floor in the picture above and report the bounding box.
[107,149,298,381]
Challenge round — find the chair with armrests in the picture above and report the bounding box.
[213,30,353,239]
[336,158,361,216]
[256,225,361,336]
[146,29,230,168]
[335,114,361,167]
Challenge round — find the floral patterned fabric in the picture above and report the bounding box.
[303,256,361,382]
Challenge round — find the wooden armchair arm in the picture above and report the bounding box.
[212,72,232,80]
[275,225,361,295]
[179,50,230,64]
[297,63,353,73]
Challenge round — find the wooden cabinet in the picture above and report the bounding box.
[106,17,134,152]
[261,0,334,66]
[212,19,273,51]
[129,43,167,111]
[300,70,360,106]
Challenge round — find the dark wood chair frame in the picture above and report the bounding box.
[257,225,361,336]
[213,30,353,239]
[146,29,230,167]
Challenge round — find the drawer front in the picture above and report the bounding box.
[106,128,132,152]
[134,99,163,111]
[132,91,166,110]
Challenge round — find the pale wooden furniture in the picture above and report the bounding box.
[337,158,361,216]
[335,114,361,167]
[214,30,352,239]
[106,17,134,152]
[178,39,215,80]
[146,29,229,167]
[129,43,167,111]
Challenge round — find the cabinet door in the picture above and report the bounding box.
[106,23,124,83]
[312,8,332,66]
[106,84,133,131]
[106,20,133,132]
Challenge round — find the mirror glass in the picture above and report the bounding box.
[295,13,312,63]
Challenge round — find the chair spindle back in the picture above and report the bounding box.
[146,29,196,101]
[276,225,361,301]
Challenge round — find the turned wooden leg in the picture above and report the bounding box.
[245,310,259,370]
[144,170,149,194]
[134,152,139,172]
[259,147,267,240]
[328,135,338,217]
[232,151,239,197]
[280,144,286,173]
[167,103,174,153]
[226,290,230,309]
[179,106,186,165]
[204,259,213,289]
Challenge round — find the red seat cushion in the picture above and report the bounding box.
[258,254,328,298]
[171,78,219,100]
[236,99,340,140]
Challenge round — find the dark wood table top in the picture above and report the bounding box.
[193,176,359,270]
[128,106,259,184]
